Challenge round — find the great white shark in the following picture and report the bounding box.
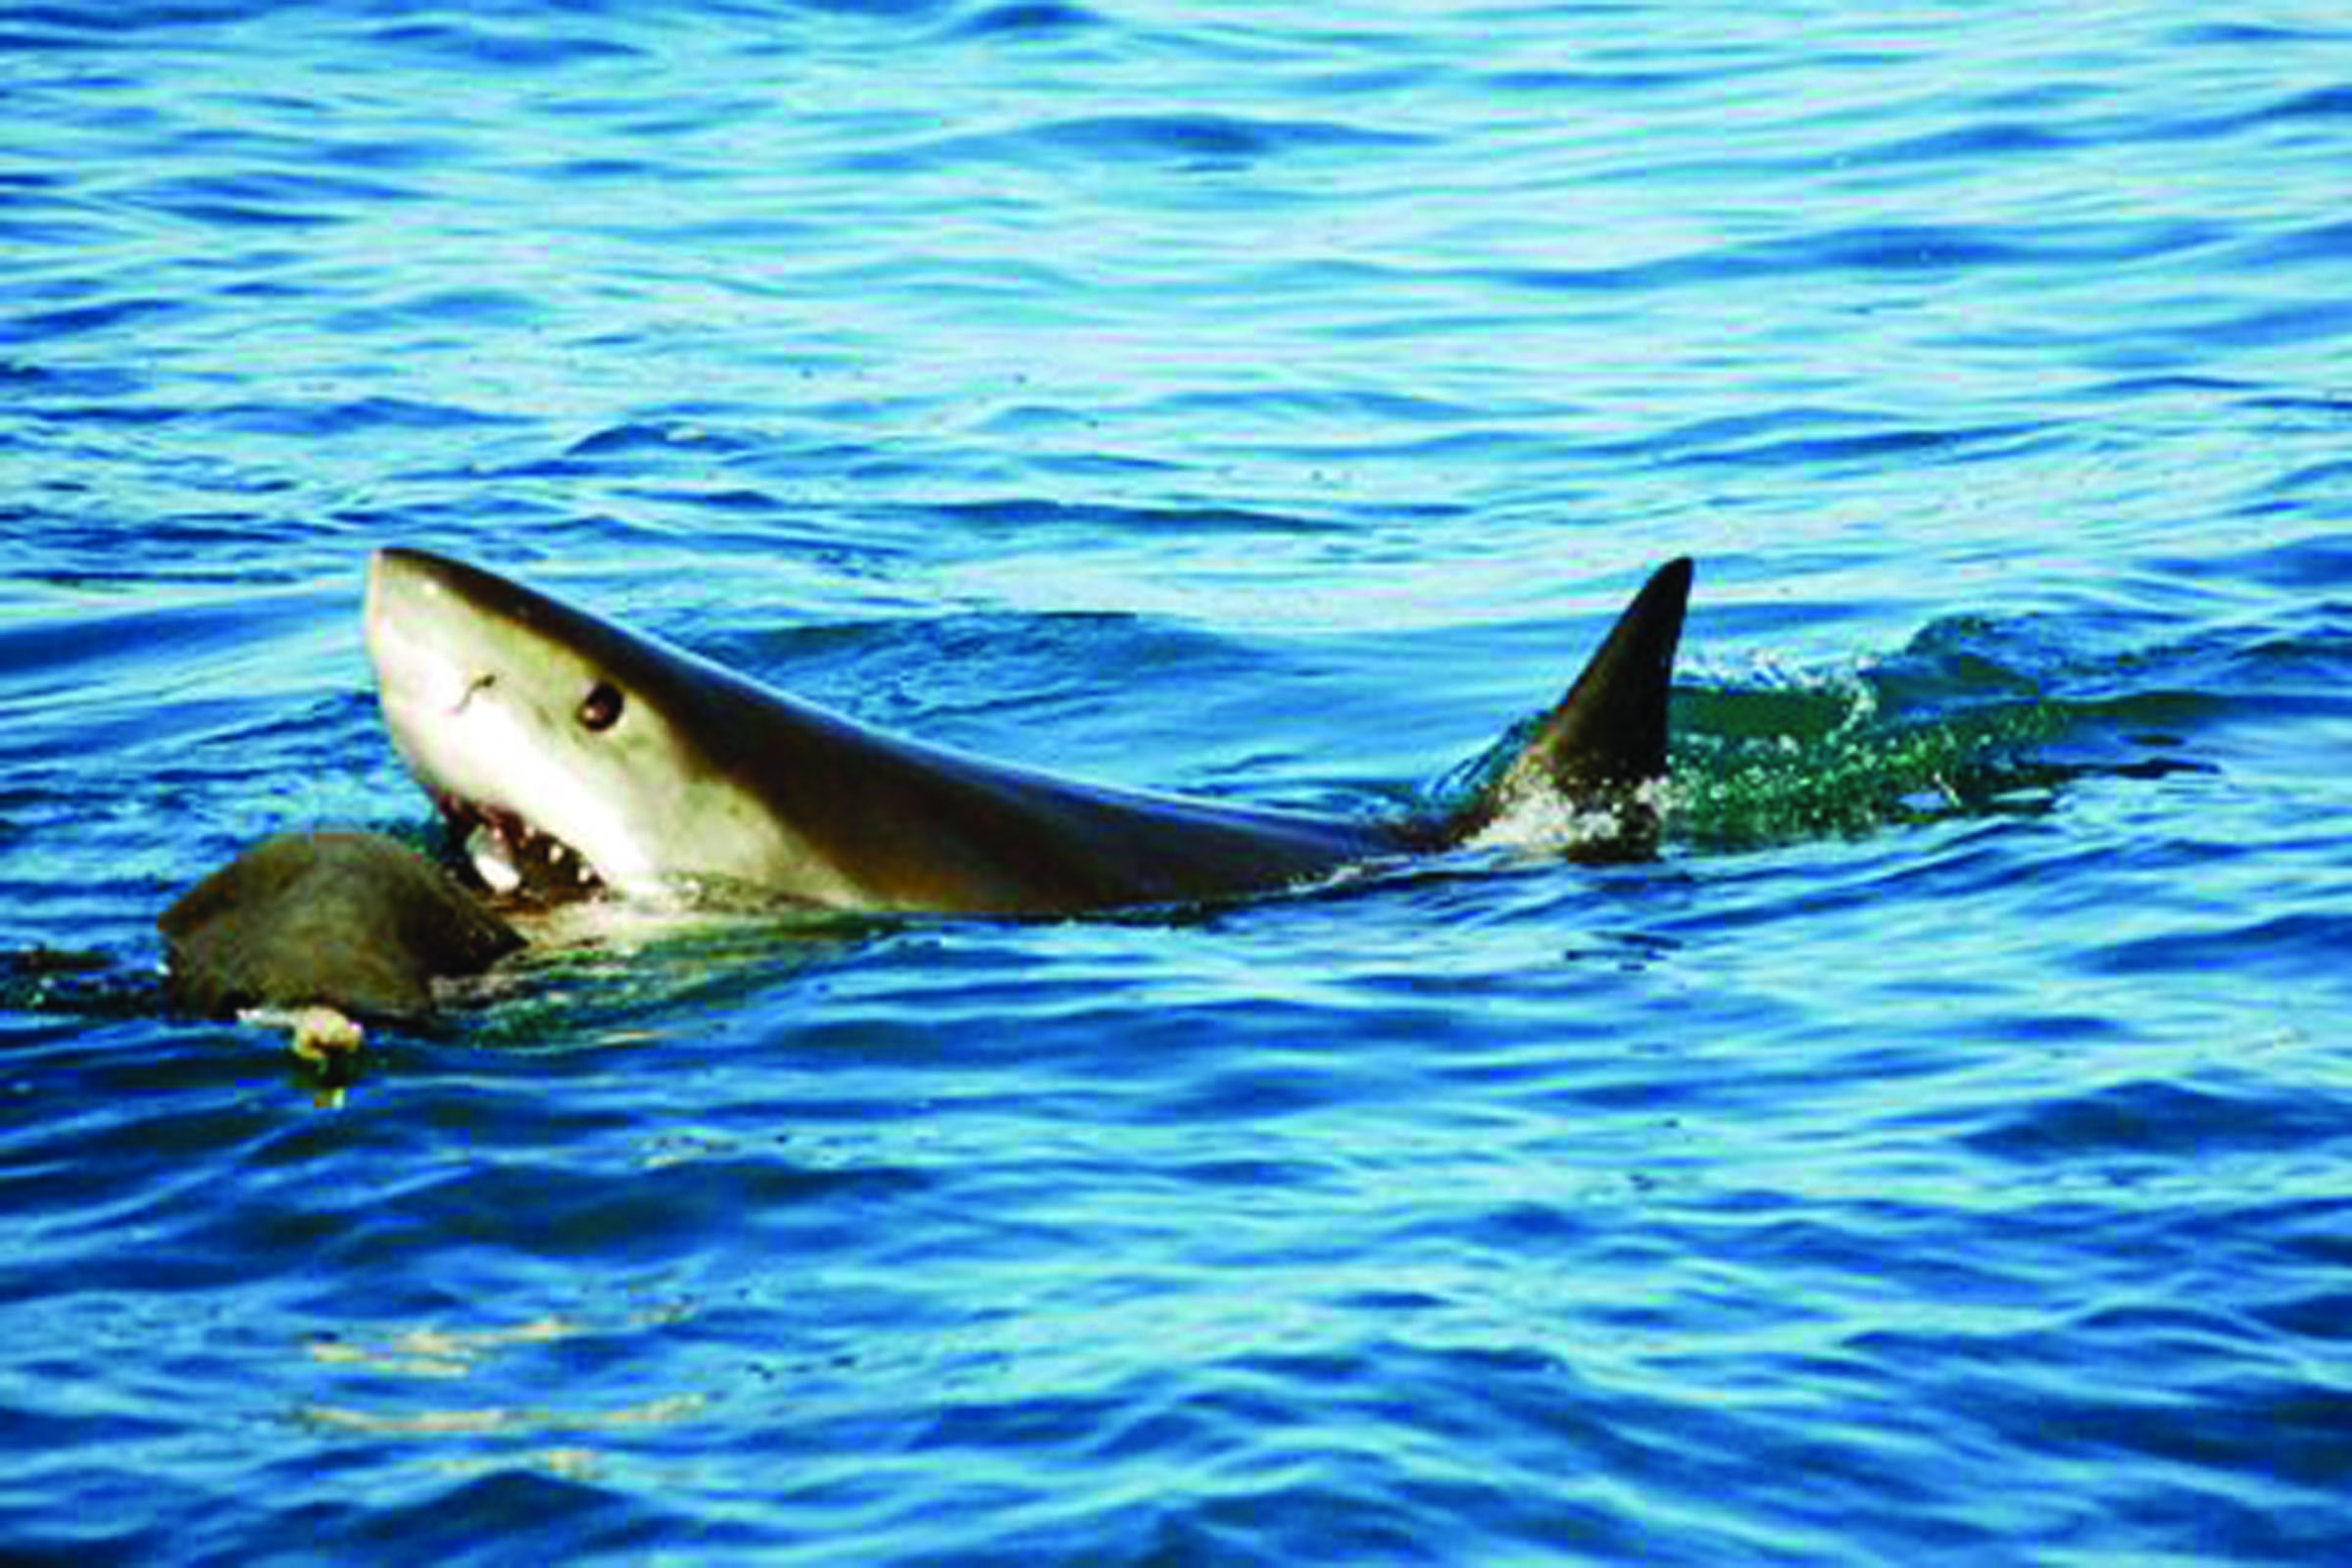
[365,549,1693,915]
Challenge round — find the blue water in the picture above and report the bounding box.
[6,2,2352,1561]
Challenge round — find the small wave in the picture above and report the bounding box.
[2245,83,2352,126]
[2171,299,2352,354]
[458,419,767,481]
[2087,911,2352,986]
[2226,217,2352,268]
[213,396,525,439]
[925,495,1348,539]
[1480,218,2216,298]
[952,0,1103,39]
[1040,112,1419,160]
[326,286,543,333]
[2170,22,2351,47]
[1963,1077,2346,1165]
[127,170,420,231]
[367,21,646,72]
[255,1466,683,1561]
[0,296,182,346]
[1845,120,2080,168]
[853,111,1421,173]
[1663,418,2052,473]
[1481,67,1716,96]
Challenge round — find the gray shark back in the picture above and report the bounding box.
[683,663,1408,908]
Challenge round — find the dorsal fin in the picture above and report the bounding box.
[1448,558,1693,846]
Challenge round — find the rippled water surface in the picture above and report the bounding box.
[7,2,2352,1562]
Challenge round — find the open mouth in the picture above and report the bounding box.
[435,793,606,905]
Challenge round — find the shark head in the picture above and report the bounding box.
[364,548,826,906]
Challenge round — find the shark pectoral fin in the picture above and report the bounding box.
[1450,557,1694,847]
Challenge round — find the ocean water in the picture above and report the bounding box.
[5,1,2352,1561]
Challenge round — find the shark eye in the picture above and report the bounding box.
[578,680,625,733]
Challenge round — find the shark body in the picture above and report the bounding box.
[364,549,1692,915]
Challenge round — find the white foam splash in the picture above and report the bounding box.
[1464,776,1672,855]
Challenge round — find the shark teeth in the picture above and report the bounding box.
[466,825,523,894]
[438,794,605,904]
